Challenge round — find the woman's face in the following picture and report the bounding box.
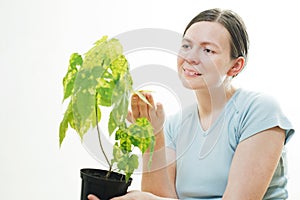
[177,21,235,90]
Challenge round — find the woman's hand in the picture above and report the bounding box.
[87,191,160,200]
[87,194,100,200]
[127,93,165,134]
[111,190,157,200]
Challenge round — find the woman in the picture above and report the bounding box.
[89,8,294,200]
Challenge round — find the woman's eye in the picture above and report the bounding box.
[181,44,190,49]
[203,48,214,54]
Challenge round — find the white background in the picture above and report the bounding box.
[0,0,299,199]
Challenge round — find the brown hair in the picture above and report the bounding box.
[184,8,249,65]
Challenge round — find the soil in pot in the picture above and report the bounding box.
[80,168,132,200]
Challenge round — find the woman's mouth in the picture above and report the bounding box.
[183,67,202,77]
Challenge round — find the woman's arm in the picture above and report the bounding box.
[142,131,177,198]
[130,93,178,198]
[223,126,286,199]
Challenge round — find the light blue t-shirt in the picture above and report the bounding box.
[164,89,294,200]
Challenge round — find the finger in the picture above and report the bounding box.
[131,94,139,119]
[87,194,100,200]
[138,93,149,119]
[126,111,134,123]
[156,102,165,120]
[110,196,123,200]
[110,190,140,200]
[146,93,155,108]
[147,94,156,120]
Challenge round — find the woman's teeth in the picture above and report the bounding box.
[183,68,201,76]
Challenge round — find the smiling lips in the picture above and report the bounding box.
[183,67,202,77]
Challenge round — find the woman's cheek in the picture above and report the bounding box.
[177,56,184,71]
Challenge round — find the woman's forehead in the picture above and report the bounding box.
[184,21,231,48]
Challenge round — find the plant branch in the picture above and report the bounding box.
[95,97,112,175]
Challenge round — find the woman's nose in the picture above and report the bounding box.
[185,49,200,65]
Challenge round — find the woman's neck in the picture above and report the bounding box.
[195,85,236,131]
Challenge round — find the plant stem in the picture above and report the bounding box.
[95,99,112,177]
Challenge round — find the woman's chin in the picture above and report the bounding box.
[179,76,206,90]
[181,80,203,90]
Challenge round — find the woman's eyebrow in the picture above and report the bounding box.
[200,42,221,49]
[182,37,221,50]
[181,38,192,43]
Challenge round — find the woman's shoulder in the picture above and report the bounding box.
[233,88,281,112]
[233,88,294,144]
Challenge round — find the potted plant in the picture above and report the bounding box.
[59,36,155,200]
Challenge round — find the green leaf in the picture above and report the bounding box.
[63,69,77,101]
[115,152,139,183]
[94,56,130,108]
[62,53,83,101]
[59,101,74,146]
[59,116,68,147]
[94,35,108,46]
[125,154,139,182]
[127,118,155,169]
[110,55,130,81]
[112,70,132,104]
[128,154,139,170]
[115,128,132,152]
[128,118,154,153]
[72,91,94,138]
[109,73,132,128]
[96,79,115,107]
[71,65,105,138]
[111,143,123,164]
[69,53,83,70]
[83,36,123,70]
[120,137,132,153]
[108,112,117,136]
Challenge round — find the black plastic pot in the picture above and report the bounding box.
[80,168,132,200]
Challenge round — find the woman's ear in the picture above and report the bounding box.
[227,57,245,77]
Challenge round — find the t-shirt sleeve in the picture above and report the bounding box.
[237,94,294,144]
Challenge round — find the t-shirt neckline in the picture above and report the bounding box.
[195,88,242,136]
